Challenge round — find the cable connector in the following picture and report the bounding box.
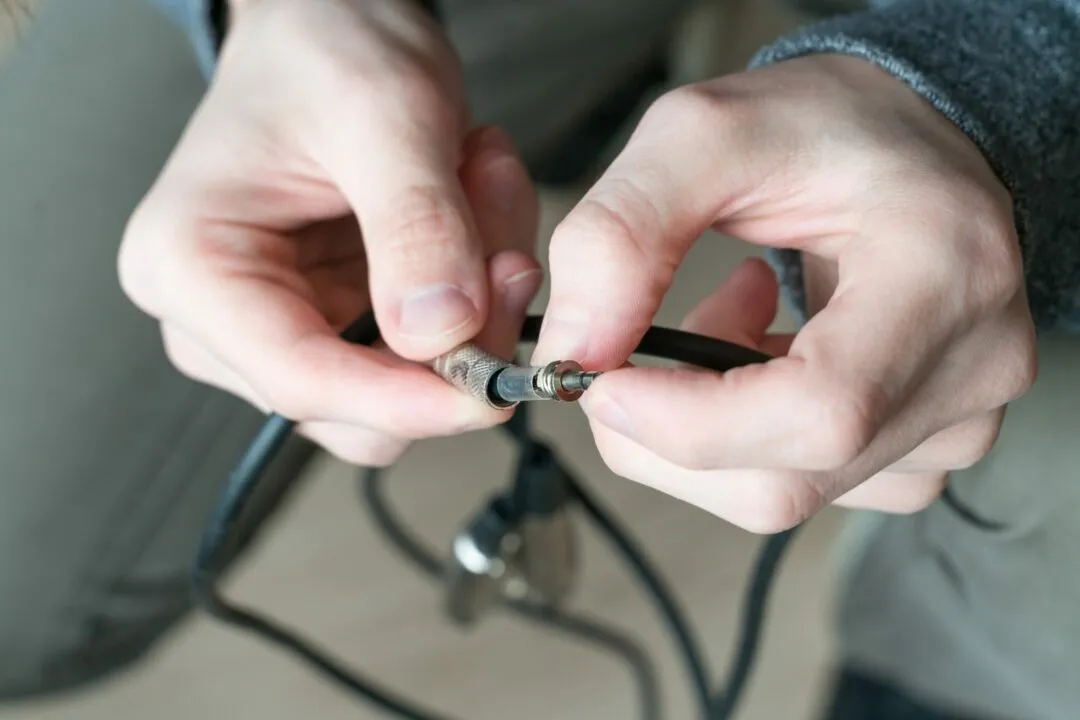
[444,442,579,626]
[444,495,516,626]
[492,360,600,404]
[512,441,577,606]
[431,344,600,409]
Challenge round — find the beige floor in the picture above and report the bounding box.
[1,1,848,718]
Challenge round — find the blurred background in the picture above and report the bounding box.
[0,1,849,718]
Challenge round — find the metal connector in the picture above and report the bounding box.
[445,496,515,626]
[431,344,514,408]
[491,361,600,404]
[431,344,600,409]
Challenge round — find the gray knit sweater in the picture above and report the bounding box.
[752,0,1080,336]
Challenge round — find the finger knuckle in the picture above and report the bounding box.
[161,330,202,380]
[738,476,824,535]
[997,330,1039,402]
[552,189,678,294]
[347,441,407,468]
[395,405,497,441]
[644,83,762,154]
[323,434,407,468]
[646,86,716,127]
[806,382,884,470]
[118,203,166,314]
[594,433,641,482]
[261,383,317,422]
[365,443,408,468]
[897,476,948,513]
[597,441,634,480]
[556,193,641,255]
[647,84,733,132]
[960,190,1024,311]
[381,186,470,259]
[952,424,1002,469]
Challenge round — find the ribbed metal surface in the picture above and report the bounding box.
[431,344,512,407]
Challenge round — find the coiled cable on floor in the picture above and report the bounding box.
[711,528,798,718]
[360,465,662,720]
[564,468,713,713]
[191,318,461,720]
[192,312,794,720]
[499,400,713,716]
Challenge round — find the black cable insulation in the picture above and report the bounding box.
[192,311,786,720]
[519,316,773,371]
[360,467,443,577]
[192,422,457,720]
[710,527,800,719]
[196,591,455,720]
[563,469,714,717]
[499,404,713,718]
[191,318,460,720]
[940,485,1007,531]
[360,467,662,720]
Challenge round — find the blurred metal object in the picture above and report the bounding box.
[431,344,514,408]
[431,344,600,408]
[445,532,506,625]
[492,360,600,404]
[444,497,515,625]
[518,510,577,605]
[512,441,578,605]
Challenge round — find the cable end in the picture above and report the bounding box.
[491,361,603,404]
[561,371,600,394]
[542,363,601,402]
[431,344,603,406]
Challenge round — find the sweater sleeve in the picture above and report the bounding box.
[750,0,1080,333]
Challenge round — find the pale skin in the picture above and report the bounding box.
[119,0,1037,533]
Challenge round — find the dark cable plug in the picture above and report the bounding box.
[444,494,517,625]
[511,441,578,606]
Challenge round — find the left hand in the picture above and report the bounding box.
[532,55,1037,533]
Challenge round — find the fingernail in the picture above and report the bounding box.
[581,391,637,441]
[531,314,589,364]
[399,284,477,339]
[501,269,542,315]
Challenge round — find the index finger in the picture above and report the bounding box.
[532,86,787,370]
[159,222,501,437]
[580,244,948,472]
[315,80,489,363]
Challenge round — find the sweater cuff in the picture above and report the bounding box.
[750,0,1080,332]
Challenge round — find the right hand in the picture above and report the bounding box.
[119,0,542,466]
